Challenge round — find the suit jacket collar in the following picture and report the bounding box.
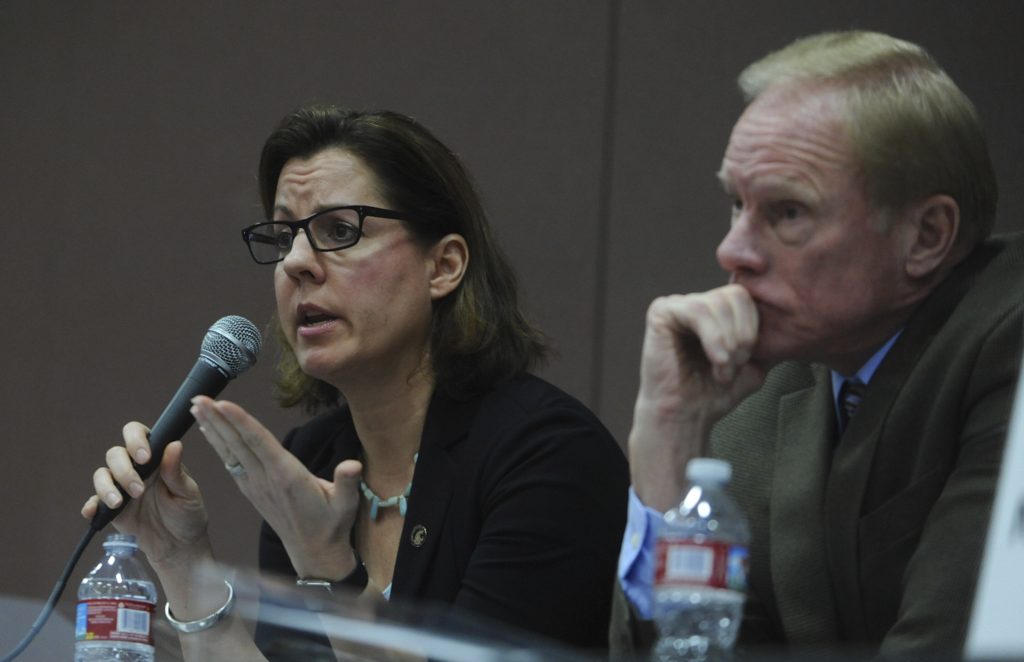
[815,238,995,637]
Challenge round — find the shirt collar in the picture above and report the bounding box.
[830,330,903,402]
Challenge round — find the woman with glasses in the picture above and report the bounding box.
[82,105,628,659]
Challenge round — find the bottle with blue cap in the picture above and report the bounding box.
[75,533,158,662]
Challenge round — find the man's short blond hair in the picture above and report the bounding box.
[739,31,997,247]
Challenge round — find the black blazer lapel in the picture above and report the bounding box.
[390,391,477,598]
[391,444,457,597]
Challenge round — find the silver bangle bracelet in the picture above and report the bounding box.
[164,580,235,633]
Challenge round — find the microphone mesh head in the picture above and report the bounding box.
[201,315,262,377]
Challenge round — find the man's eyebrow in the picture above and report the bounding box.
[715,170,734,193]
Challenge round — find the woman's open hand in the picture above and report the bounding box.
[190,396,362,580]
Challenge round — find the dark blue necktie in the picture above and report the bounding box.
[838,379,866,434]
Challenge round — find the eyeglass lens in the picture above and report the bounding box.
[247,208,363,263]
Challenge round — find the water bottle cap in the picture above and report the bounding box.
[685,458,732,484]
[102,533,139,550]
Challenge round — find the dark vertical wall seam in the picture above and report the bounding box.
[589,0,621,412]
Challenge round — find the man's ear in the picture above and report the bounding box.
[427,233,469,299]
[902,194,960,279]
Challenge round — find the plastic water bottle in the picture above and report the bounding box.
[75,533,157,662]
[652,458,750,661]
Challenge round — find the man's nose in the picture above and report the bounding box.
[716,216,766,275]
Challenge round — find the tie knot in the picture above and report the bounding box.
[838,379,866,434]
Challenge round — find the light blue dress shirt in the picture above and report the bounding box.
[829,331,901,423]
[618,332,902,618]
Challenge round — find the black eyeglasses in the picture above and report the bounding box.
[241,205,412,264]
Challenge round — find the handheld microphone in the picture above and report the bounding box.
[91,315,262,530]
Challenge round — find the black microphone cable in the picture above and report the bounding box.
[0,315,261,661]
[0,524,99,662]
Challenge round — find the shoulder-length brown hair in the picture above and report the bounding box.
[259,105,548,412]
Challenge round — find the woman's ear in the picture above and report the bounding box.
[427,233,469,299]
[902,194,961,279]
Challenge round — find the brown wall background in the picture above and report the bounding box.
[2,0,1022,649]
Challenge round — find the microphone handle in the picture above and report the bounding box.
[91,359,231,530]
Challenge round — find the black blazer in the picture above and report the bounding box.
[257,373,629,653]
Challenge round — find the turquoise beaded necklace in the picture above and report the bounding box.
[359,452,418,521]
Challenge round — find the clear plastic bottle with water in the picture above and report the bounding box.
[75,533,157,662]
[653,458,750,662]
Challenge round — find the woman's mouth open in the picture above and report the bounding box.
[297,307,340,337]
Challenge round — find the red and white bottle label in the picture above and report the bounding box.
[75,598,154,645]
[655,539,749,591]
